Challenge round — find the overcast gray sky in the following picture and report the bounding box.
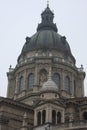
[0,0,87,97]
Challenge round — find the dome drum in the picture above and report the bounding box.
[7,5,85,100]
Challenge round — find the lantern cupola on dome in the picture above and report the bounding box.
[37,2,58,32]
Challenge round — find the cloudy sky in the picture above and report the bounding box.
[0,0,87,96]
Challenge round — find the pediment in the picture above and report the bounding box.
[34,98,66,108]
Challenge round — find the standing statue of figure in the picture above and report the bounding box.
[39,73,47,86]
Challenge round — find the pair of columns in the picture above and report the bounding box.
[34,107,64,126]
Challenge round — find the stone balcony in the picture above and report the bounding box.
[33,120,87,130]
[54,120,87,130]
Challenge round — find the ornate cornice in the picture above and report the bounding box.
[0,97,33,112]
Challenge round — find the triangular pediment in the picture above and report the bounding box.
[34,98,66,108]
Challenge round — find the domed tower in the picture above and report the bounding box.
[7,4,85,105]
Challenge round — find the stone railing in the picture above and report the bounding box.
[18,56,74,67]
[54,120,87,129]
[33,121,87,130]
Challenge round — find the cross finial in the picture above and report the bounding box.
[47,0,49,8]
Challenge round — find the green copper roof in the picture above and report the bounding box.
[21,6,74,61]
[22,30,71,55]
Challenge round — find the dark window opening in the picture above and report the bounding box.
[52,110,56,125]
[37,112,41,125]
[83,112,87,120]
[42,110,46,124]
[64,76,70,93]
[28,73,34,89]
[57,112,61,123]
[52,73,60,90]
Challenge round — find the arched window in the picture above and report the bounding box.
[83,112,87,120]
[57,112,61,123]
[28,73,34,89]
[39,69,47,86]
[37,112,41,125]
[19,76,23,93]
[52,110,56,125]
[42,110,46,124]
[52,73,60,89]
[64,76,70,93]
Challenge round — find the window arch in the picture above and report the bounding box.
[57,112,61,123]
[19,76,23,93]
[52,73,60,89]
[28,73,34,89]
[37,112,41,125]
[42,110,46,124]
[52,110,56,125]
[64,76,70,93]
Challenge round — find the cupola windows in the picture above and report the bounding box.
[28,73,34,89]
[52,73,60,90]
[36,110,62,126]
[37,110,46,126]
[64,76,70,93]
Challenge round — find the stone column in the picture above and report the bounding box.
[46,107,49,123]
[61,70,65,90]
[71,75,74,97]
[69,113,73,127]
[81,75,85,97]
[61,111,64,123]
[77,74,85,97]
[21,112,32,130]
[60,70,65,97]
[82,80,84,97]
[41,110,42,124]
[56,111,57,124]
[23,70,27,91]
[15,75,19,94]
[33,65,39,92]
[7,71,15,98]
[34,110,37,126]
[48,107,52,123]
[14,75,19,99]
[34,64,38,85]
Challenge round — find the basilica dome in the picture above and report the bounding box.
[21,6,75,61]
[22,30,71,56]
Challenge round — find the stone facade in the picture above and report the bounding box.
[0,97,33,130]
[0,4,87,130]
